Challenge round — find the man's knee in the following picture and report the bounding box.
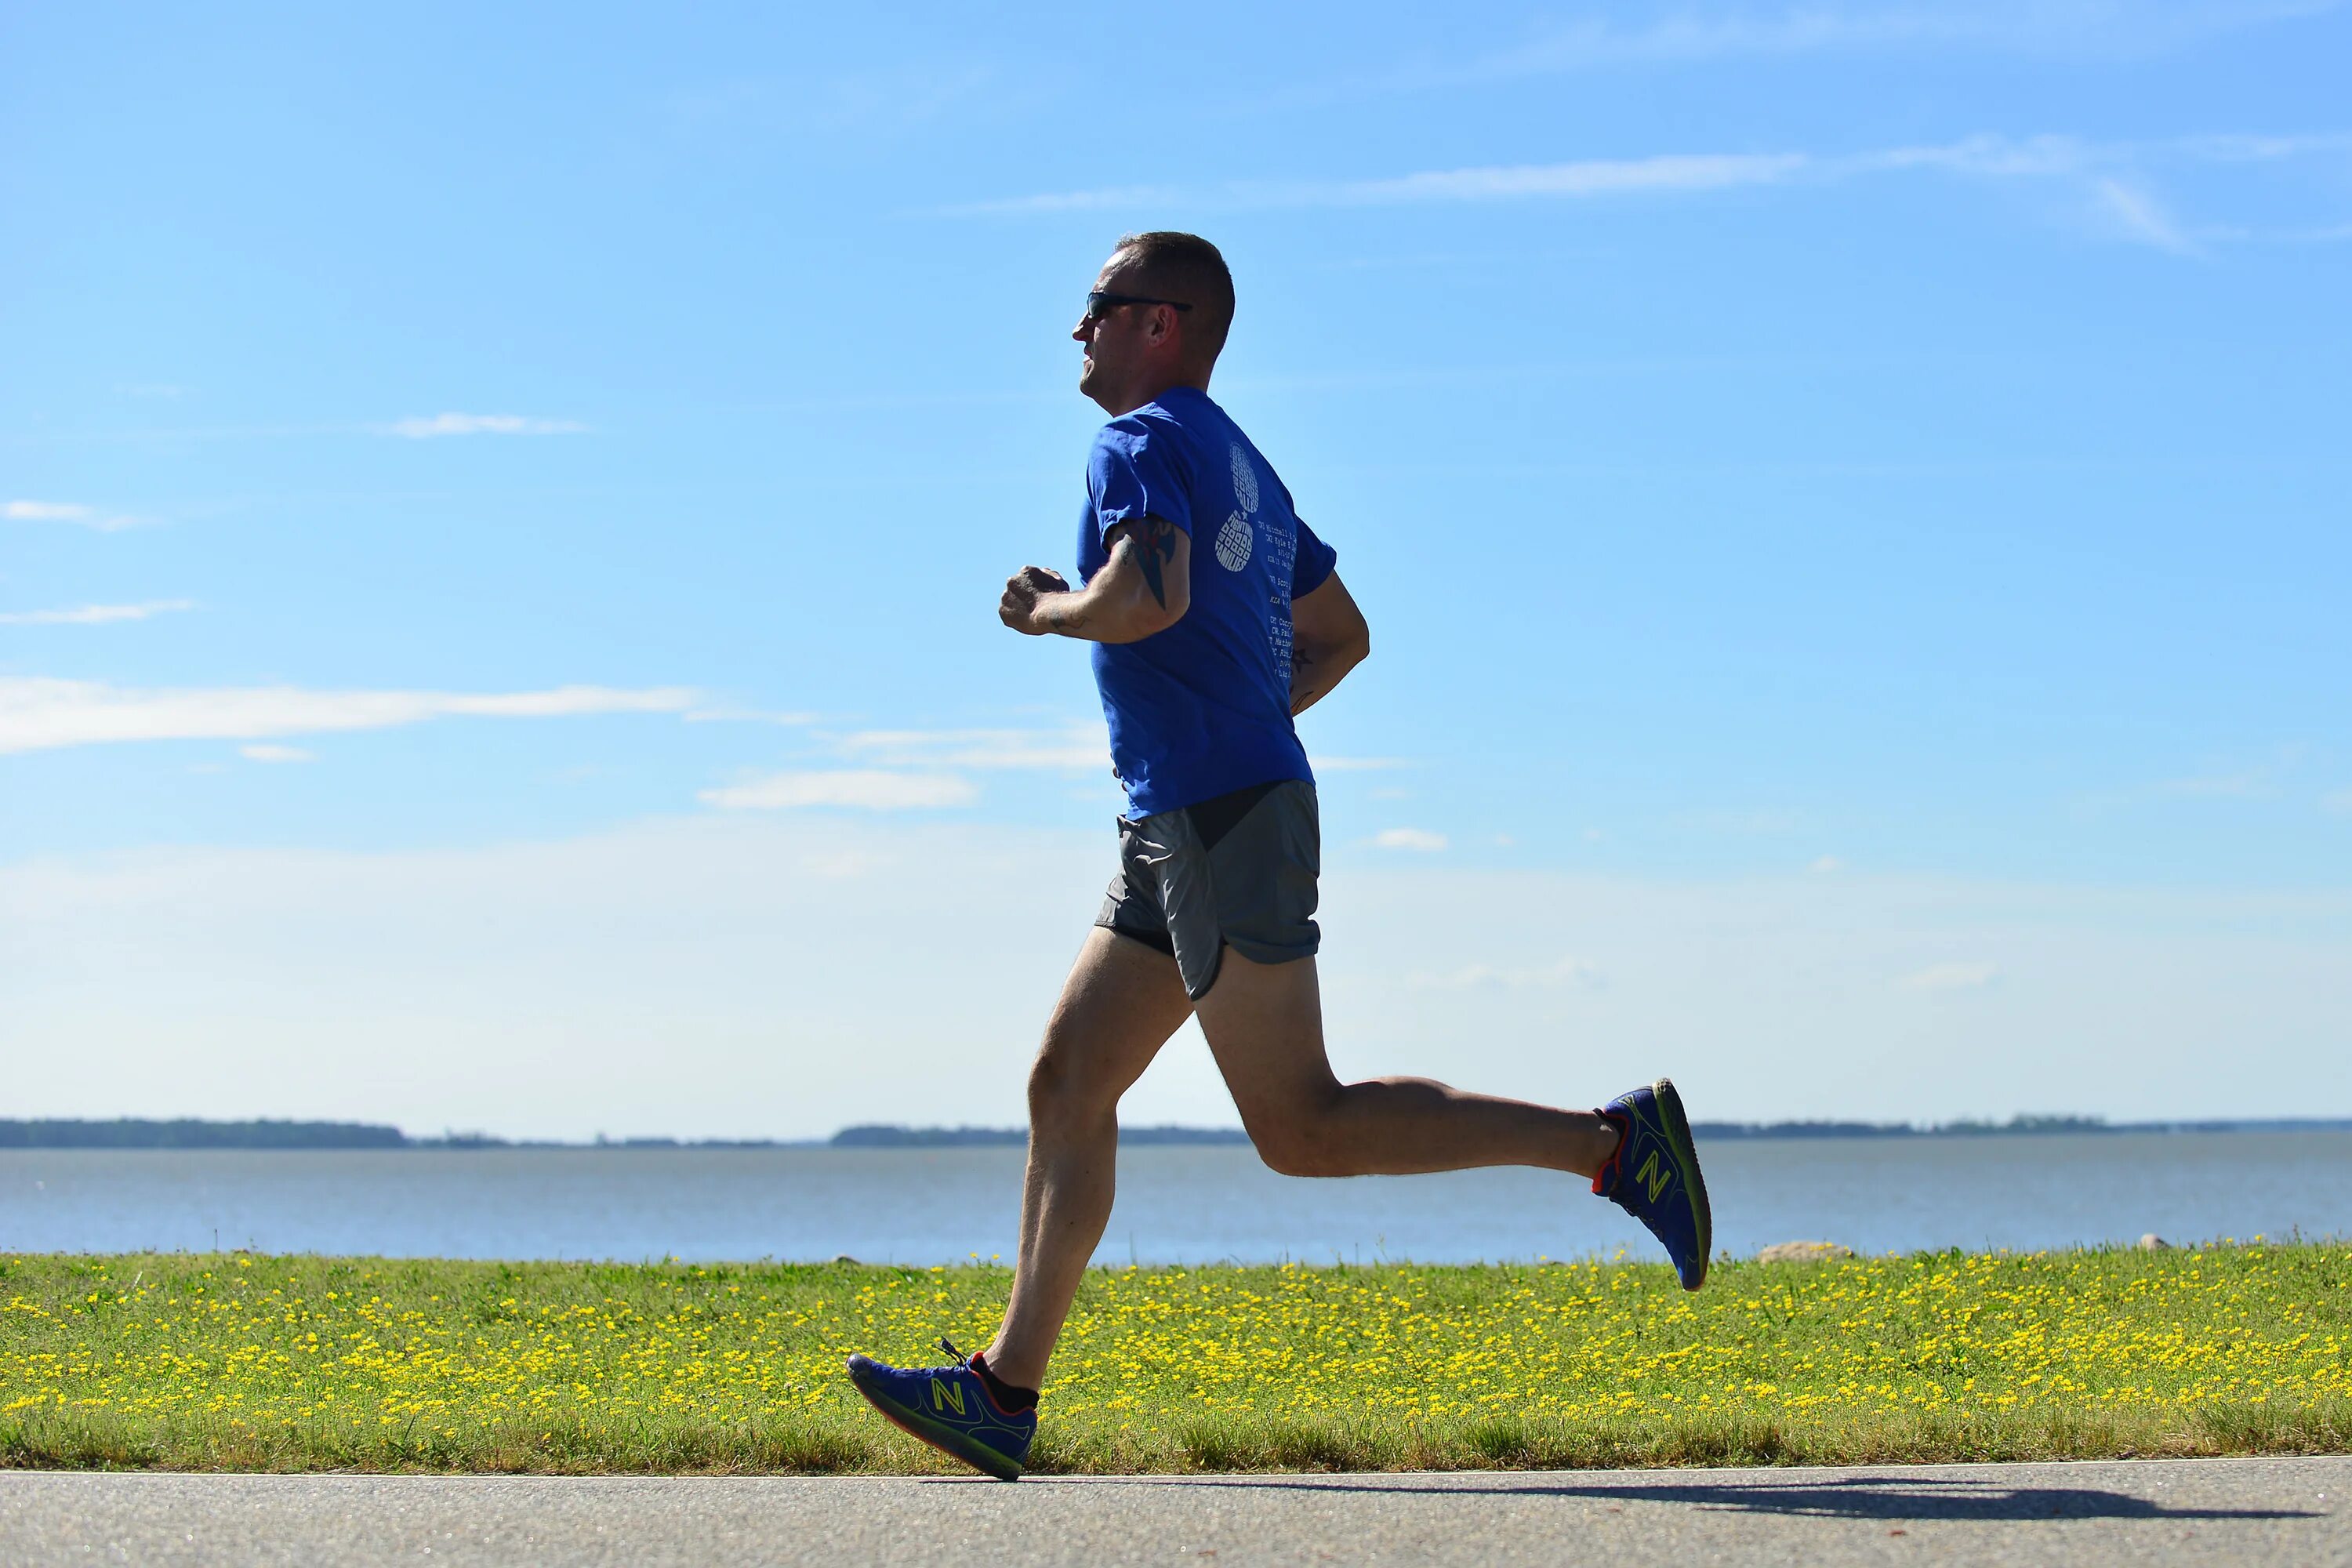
[1243,1098,1352,1178]
[1025,1047,1076,1120]
[1026,1034,1115,1134]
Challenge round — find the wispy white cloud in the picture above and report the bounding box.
[1677,808,1802,836]
[1409,955,1602,990]
[1860,133,2103,179]
[1317,2,2344,96]
[2180,129,2352,161]
[2323,789,2352,815]
[822,721,1403,780]
[1900,961,2002,992]
[2198,221,2352,244]
[239,744,314,764]
[951,153,1806,216]
[2159,768,2278,799]
[699,769,978,811]
[953,130,2351,254]
[380,413,588,439]
[4,499,153,532]
[2075,748,2306,810]
[1374,827,1449,851]
[835,725,1109,771]
[0,677,698,756]
[1809,855,1847,874]
[682,706,821,727]
[1330,151,1810,205]
[0,600,195,626]
[2079,757,2296,818]
[2088,177,2196,252]
[2158,747,2305,799]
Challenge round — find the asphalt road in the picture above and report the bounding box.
[2,1457,2344,1566]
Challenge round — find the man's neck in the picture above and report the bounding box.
[1104,368,1210,418]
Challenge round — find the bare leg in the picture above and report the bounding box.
[1195,949,1620,1179]
[981,926,1193,1390]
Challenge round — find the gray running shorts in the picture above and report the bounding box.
[1094,779,1321,1000]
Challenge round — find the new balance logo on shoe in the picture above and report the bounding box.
[1636,1149,1673,1204]
[930,1377,966,1415]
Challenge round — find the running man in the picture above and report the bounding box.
[848,232,1710,1480]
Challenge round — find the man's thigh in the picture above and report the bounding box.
[1035,925,1196,1105]
[1192,949,1338,1128]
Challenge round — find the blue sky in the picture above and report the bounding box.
[5,2,2348,1138]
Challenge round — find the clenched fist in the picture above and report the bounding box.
[999,565,1072,635]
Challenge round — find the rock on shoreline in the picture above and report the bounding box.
[1757,1240,1857,1264]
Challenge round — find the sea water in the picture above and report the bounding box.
[3,1131,2346,1265]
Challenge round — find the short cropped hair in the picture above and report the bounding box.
[1112,231,1235,367]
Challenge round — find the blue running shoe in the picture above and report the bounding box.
[846,1339,1036,1482]
[1592,1077,1713,1290]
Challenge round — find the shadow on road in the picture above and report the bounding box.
[1000,1473,2321,1523]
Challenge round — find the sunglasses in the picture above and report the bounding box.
[1083,291,1195,322]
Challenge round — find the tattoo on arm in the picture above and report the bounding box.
[1045,597,1088,633]
[1134,517,1178,610]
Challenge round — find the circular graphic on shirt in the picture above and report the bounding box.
[1214,511,1254,572]
[1229,443,1260,515]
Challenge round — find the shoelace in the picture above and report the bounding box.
[936,1337,1039,1425]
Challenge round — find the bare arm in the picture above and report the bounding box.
[999,517,1190,644]
[1287,572,1370,715]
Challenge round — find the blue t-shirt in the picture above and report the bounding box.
[1077,386,1338,818]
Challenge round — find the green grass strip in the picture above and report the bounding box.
[3,1245,2348,1473]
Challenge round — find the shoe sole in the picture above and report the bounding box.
[848,1367,1025,1482]
[1652,1077,1713,1291]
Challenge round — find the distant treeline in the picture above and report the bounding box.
[7,1114,2350,1151]
[0,1120,410,1150]
[0,1120,809,1151]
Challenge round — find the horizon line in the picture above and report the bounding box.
[5,1113,2352,1151]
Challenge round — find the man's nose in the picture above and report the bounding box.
[1072,317,1091,342]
